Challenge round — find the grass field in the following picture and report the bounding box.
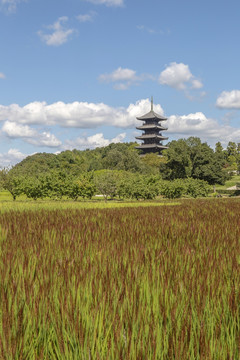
[0,198,180,214]
[0,199,239,359]
[215,174,240,190]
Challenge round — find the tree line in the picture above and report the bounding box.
[0,169,211,200]
[0,137,239,200]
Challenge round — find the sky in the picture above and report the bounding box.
[0,0,240,167]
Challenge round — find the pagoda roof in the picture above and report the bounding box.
[135,144,169,150]
[135,135,169,140]
[136,124,168,131]
[136,110,167,121]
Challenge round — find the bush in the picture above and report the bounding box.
[184,178,211,198]
[160,178,211,199]
[161,180,185,199]
[117,174,160,200]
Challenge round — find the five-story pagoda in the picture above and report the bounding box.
[135,98,168,155]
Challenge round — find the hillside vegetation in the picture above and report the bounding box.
[0,138,239,200]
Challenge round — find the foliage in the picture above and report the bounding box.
[94,170,119,200]
[9,142,143,179]
[0,168,23,200]
[183,178,211,198]
[161,178,211,199]
[67,173,96,200]
[44,170,69,199]
[161,179,186,199]
[117,173,160,200]
[6,139,240,197]
[161,137,228,185]
[22,176,48,200]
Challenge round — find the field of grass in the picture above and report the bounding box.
[216,174,240,190]
[0,191,180,214]
[0,198,180,214]
[0,199,239,359]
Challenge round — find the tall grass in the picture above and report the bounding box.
[0,199,239,359]
[0,198,179,214]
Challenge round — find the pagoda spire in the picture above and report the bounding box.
[151,96,153,111]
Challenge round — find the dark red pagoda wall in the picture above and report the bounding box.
[143,139,162,144]
[144,129,161,135]
[144,120,159,126]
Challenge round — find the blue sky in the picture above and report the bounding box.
[0,0,240,167]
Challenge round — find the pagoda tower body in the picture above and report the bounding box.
[135,98,168,155]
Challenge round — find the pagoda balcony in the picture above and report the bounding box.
[135,144,169,150]
[136,124,168,131]
[135,134,168,141]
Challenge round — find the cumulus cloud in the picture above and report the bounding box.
[38,17,74,46]
[167,112,240,146]
[0,0,26,13]
[85,0,124,6]
[65,132,126,150]
[76,11,96,22]
[99,67,137,82]
[0,148,26,168]
[216,90,240,109]
[0,98,164,128]
[0,72,5,79]
[159,62,203,92]
[2,121,62,147]
[99,67,151,90]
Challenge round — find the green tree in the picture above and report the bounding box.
[140,153,165,175]
[215,141,224,154]
[161,179,185,199]
[44,170,69,199]
[160,139,193,180]
[117,174,160,200]
[22,176,48,200]
[161,137,227,185]
[0,168,23,200]
[184,178,211,198]
[67,173,96,200]
[94,170,119,200]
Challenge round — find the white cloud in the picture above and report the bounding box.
[65,132,126,150]
[0,72,5,79]
[99,67,137,82]
[216,90,240,109]
[159,62,203,91]
[0,98,164,128]
[85,0,124,6]
[191,79,203,89]
[99,67,150,90]
[0,148,26,168]
[0,0,26,13]
[77,11,96,23]
[38,17,74,46]
[167,112,240,146]
[2,121,62,147]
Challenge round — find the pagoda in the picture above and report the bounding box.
[135,98,168,155]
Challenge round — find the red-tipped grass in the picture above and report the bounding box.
[0,199,239,359]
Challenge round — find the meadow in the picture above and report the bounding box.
[0,199,239,359]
